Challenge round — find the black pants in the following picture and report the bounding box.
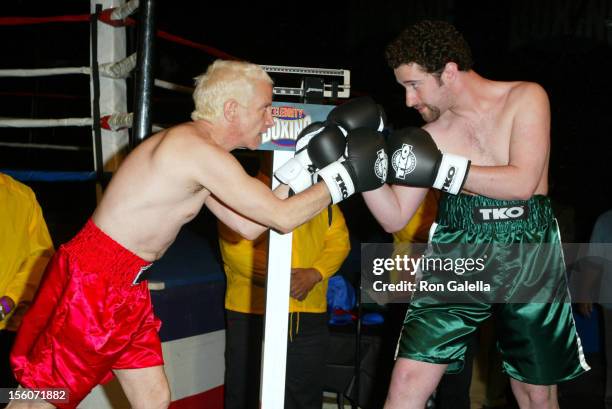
[0,330,17,388]
[224,310,329,409]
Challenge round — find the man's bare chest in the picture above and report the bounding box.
[432,113,514,166]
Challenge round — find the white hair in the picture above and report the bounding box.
[191,60,273,122]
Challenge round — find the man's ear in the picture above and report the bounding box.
[224,99,239,122]
[442,62,459,83]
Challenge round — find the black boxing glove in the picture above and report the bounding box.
[317,128,388,204]
[327,96,386,133]
[274,121,345,193]
[387,127,470,195]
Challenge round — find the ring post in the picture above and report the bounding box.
[258,100,335,409]
[131,0,156,148]
[260,150,294,409]
[90,5,104,200]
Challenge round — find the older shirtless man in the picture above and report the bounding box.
[362,21,589,409]
[8,60,385,409]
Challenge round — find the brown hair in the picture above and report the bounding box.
[385,20,473,73]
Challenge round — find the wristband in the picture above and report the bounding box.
[432,154,471,195]
[317,162,355,204]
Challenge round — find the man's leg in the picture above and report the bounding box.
[114,365,171,409]
[0,331,18,388]
[224,311,263,409]
[509,379,558,409]
[384,358,447,409]
[434,335,475,409]
[284,313,329,409]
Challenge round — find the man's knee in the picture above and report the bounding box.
[526,387,554,406]
[131,385,171,409]
[513,382,556,407]
[116,366,172,409]
[388,358,446,396]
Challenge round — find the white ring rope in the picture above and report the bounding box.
[0,53,136,79]
[0,113,164,132]
[0,117,92,127]
[102,53,137,79]
[0,67,91,77]
[102,112,133,131]
[102,112,164,132]
[0,53,190,92]
[109,0,139,21]
[154,79,193,94]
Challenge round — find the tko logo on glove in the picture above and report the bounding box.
[473,206,529,223]
[440,167,456,192]
[334,174,349,199]
[391,144,416,179]
[375,149,388,183]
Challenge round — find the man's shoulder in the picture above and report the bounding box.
[162,122,223,153]
[163,122,205,141]
[506,81,548,101]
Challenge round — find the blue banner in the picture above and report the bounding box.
[258,102,334,151]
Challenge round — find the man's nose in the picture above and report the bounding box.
[405,90,418,108]
[265,110,275,128]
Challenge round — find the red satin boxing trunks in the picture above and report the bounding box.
[10,219,163,409]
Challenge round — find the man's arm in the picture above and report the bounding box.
[217,221,269,287]
[291,205,351,301]
[199,143,331,236]
[362,184,429,233]
[205,183,290,240]
[461,83,550,199]
[311,205,351,279]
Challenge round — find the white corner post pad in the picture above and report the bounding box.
[260,150,293,409]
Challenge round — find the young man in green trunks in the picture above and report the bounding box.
[362,20,589,409]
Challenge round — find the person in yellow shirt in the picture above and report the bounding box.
[219,152,351,409]
[0,173,54,387]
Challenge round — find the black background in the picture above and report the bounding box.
[1,0,612,242]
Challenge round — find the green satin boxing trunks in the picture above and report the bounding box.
[396,193,590,384]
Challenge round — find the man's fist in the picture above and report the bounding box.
[290,268,322,301]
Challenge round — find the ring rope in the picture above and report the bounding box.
[0,114,164,132]
[0,169,100,182]
[0,142,90,151]
[0,54,137,79]
[0,9,238,61]
[0,117,93,128]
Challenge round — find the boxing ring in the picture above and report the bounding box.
[0,1,351,408]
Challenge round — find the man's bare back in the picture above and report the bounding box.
[93,123,216,261]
